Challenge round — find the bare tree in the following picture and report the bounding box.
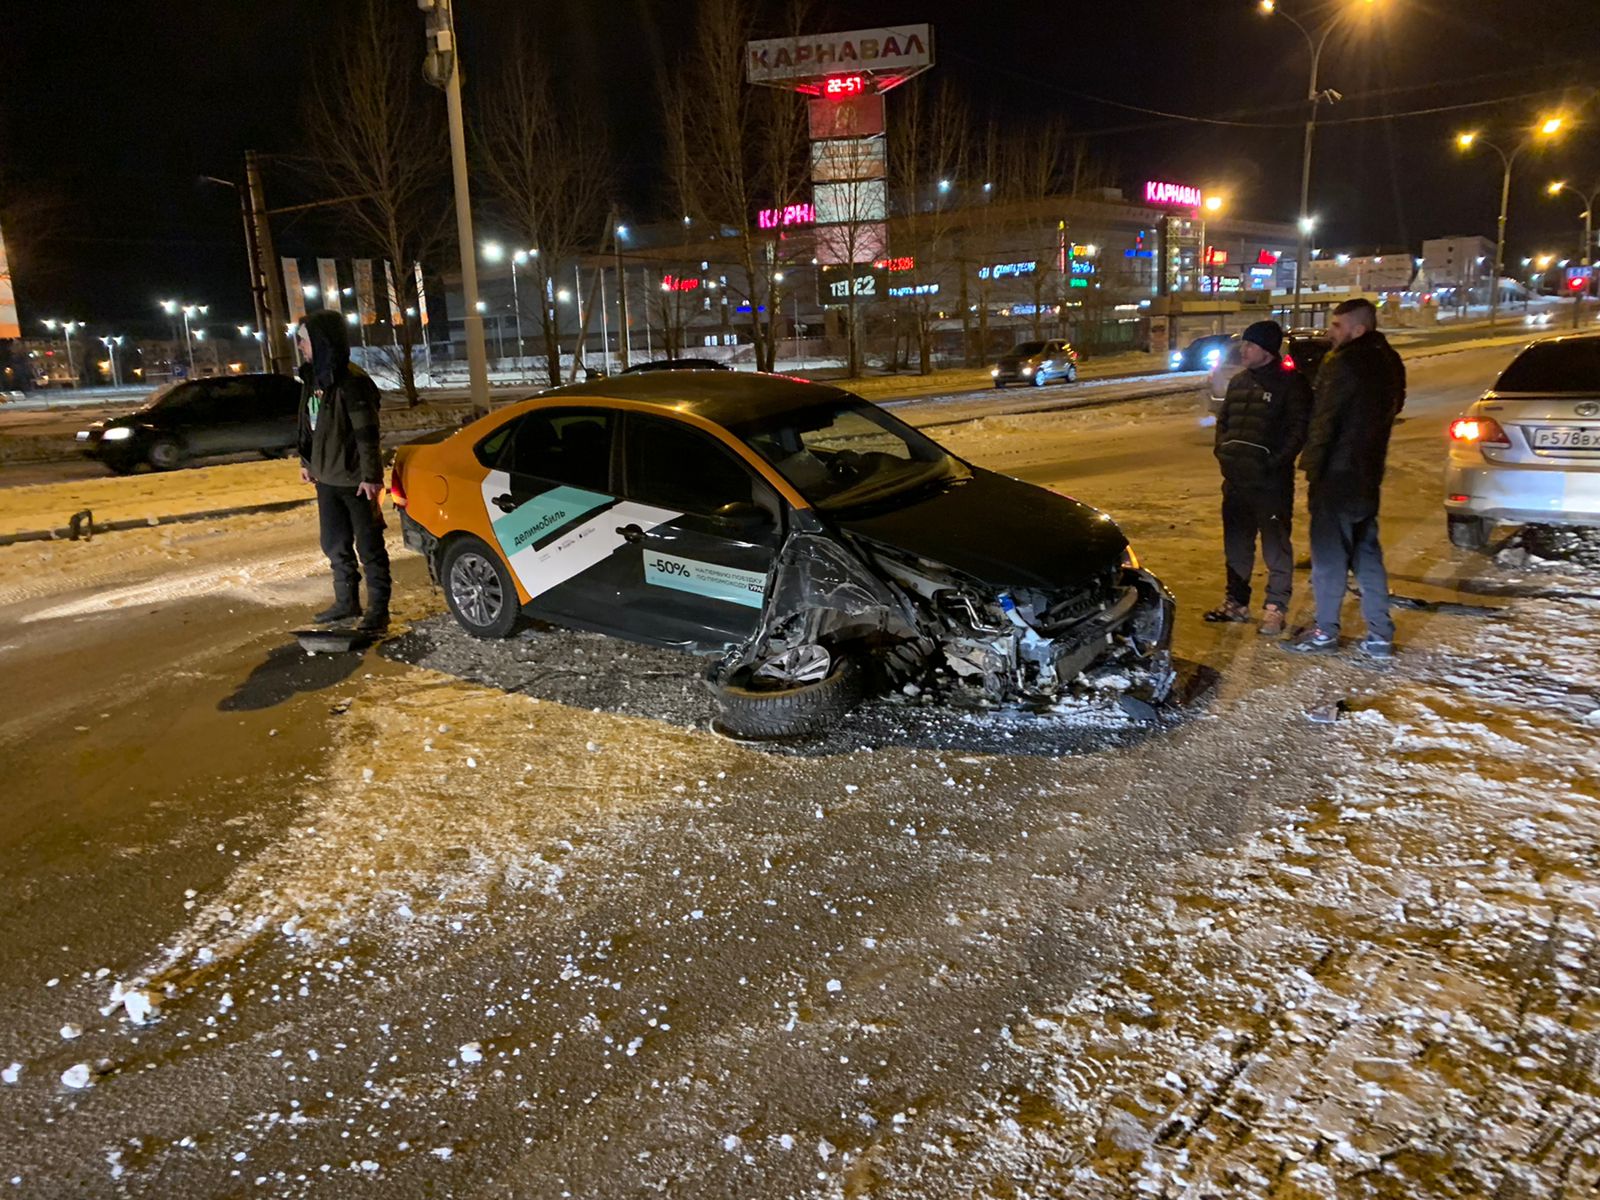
[301,0,447,405]
[665,0,810,373]
[888,78,967,373]
[475,36,612,388]
[998,115,1073,339]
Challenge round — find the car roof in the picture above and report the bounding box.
[517,370,857,429]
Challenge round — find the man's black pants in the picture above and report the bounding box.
[1222,482,1294,610]
[316,482,390,606]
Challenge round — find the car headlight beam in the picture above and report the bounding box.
[101,426,135,441]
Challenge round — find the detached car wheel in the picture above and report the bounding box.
[711,654,865,739]
[1447,514,1490,550]
[441,536,520,639]
[147,436,185,471]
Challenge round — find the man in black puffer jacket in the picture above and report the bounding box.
[1205,320,1312,637]
[296,309,391,633]
[1286,297,1401,657]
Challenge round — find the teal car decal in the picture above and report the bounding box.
[644,551,766,608]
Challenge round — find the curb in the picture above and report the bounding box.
[0,497,316,548]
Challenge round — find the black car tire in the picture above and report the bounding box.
[711,654,865,739]
[1447,514,1491,550]
[1032,371,1046,388]
[1066,365,1078,383]
[147,436,185,471]
[440,535,520,639]
[993,381,1005,389]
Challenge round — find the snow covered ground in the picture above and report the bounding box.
[0,343,1597,1197]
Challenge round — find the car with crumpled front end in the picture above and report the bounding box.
[1445,333,1600,548]
[389,372,1172,737]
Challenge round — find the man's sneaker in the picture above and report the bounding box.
[1258,604,1287,637]
[1203,599,1251,624]
[1358,636,1395,659]
[1283,626,1338,654]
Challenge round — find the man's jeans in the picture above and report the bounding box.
[1308,496,1393,641]
[316,482,390,607]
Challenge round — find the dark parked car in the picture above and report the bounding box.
[1169,333,1235,372]
[991,339,1078,388]
[622,358,732,374]
[391,372,1173,737]
[1206,328,1334,413]
[75,374,301,473]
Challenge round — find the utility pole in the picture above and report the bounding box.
[611,209,631,371]
[420,0,490,416]
[245,153,294,375]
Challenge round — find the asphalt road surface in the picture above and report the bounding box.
[2,342,1598,1198]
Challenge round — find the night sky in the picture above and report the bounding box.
[4,0,1597,333]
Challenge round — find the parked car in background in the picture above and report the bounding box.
[390,371,1172,737]
[1206,329,1334,413]
[991,339,1078,388]
[75,374,300,473]
[1445,333,1600,548]
[622,358,732,374]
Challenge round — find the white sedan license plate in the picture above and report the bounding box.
[1531,426,1600,451]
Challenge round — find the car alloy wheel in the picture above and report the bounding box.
[147,436,182,471]
[752,644,832,687]
[448,550,505,629]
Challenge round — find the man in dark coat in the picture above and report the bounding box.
[1204,320,1312,637]
[1285,298,1402,657]
[296,310,391,632]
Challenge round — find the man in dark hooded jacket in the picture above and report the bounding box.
[296,309,390,632]
[1286,297,1400,657]
[1205,320,1311,637]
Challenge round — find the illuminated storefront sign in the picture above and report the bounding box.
[661,274,701,292]
[1256,249,1281,265]
[757,202,816,230]
[978,260,1038,280]
[1070,260,1095,276]
[1204,247,1229,266]
[1143,180,1204,209]
[746,25,933,83]
[823,74,866,98]
[888,282,939,297]
[873,256,915,272]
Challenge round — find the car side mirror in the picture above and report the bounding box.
[714,500,773,534]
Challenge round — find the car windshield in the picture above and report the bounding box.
[1493,340,1600,393]
[1011,341,1048,356]
[733,399,970,512]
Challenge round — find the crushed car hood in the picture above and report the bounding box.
[834,467,1127,591]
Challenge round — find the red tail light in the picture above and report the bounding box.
[389,460,408,507]
[1450,416,1511,448]
[1281,353,1297,371]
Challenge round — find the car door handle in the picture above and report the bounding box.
[616,523,644,543]
[492,493,517,513]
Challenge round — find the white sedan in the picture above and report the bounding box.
[1445,333,1600,548]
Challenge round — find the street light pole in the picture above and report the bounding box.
[100,335,123,387]
[511,249,526,382]
[1548,181,1598,329]
[1456,117,1563,330]
[612,215,631,371]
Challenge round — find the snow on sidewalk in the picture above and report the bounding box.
[0,458,310,539]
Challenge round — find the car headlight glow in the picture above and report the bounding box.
[990,367,999,376]
[1022,365,1033,374]
[1205,348,1222,366]
[1169,352,1183,368]
[101,426,134,441]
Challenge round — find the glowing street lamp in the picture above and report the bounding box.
[1454,113,1566,327]
[1546,178,1598,325]
[99,335,125,387]
[42,319,82,387]
[1260,0,1387,324]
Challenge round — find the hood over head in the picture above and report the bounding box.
[299,309,350,390]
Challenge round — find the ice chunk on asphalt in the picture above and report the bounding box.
[826,979,842,993]
[120,988,159,1024]
[60,1024,82,1040]
[61,1063,92,1089]
[722,1134,742,1152]
[458,1042,483,1064]
[2,1063,20,1084]
[430,1147,453,1160]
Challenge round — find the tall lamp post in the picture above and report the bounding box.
[41,319,82,387]
[1455,116,1564,329]
[239,325,269,372]
[1259,0,1383,327]
[1547,179,1598,328]
[99,335,124,387]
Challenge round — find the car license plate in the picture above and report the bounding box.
[75,431,90,441]
[1531,426,1600,451]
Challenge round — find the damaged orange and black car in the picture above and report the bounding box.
[392,371,1174,738]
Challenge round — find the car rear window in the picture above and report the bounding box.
[1493,339,1600,393]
